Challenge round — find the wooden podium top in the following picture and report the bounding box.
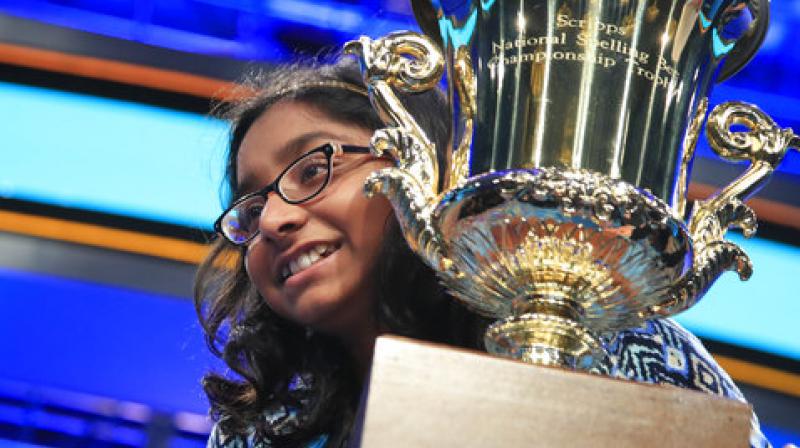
[354,336,751,447]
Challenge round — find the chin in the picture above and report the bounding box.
[276,291,349,328]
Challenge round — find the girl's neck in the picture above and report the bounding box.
[338,320,379,378]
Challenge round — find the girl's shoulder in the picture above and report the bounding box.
[604,317,742,397]
[206,372,331,448]
[207,420,330,448]
[207,421,258,448]
[604,318,771,448]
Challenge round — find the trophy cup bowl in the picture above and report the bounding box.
[345,0,798,369]
[433,168,692,368]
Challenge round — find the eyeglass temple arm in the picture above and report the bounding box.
[340,144,372,154]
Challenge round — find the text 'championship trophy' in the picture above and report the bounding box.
[346,0,798,370]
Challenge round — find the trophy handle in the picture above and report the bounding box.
[694,101,798,241]
[654,101,799,317]
[344,32,453,271]
[409,0,474,190]
[716,0,770,82]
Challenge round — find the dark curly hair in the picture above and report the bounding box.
[194,56,484,446]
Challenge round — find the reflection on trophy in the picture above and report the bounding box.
[345,0,798,370]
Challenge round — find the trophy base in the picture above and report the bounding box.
[355,336,753,447]
[434,168,692,370]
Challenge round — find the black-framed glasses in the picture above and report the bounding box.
[215,142,371,245]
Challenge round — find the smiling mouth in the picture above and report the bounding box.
[279,243,339,284]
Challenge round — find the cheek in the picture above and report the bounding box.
[364,200,394,252]
[338,191,393,257]
[245,245,296,317]
[244,243,274,293]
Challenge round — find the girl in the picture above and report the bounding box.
[195,57,481,447]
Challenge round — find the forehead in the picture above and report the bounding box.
[235,100,372,193]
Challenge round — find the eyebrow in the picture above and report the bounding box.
[236,130,349,196]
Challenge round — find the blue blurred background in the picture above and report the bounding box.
[0,1,797,446]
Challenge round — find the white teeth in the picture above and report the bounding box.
[282,244,335,280]
[298,253,312,269]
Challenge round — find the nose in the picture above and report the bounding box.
[256,192,308,245]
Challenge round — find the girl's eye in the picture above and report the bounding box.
[300,164,328,184]
[247,205,264,221]
[282,152,330,194]
[244,203,264,221]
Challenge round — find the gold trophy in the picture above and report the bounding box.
[345,0,799,369]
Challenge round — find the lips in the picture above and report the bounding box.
[277,242,339,283]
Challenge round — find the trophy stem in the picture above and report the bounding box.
[483,295,608,370]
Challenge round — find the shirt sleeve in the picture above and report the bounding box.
[606,318,771,447]
[205,419,330,448]
[207,422,243,448]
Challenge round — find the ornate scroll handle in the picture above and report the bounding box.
[344,32,452,271]
[654,102,798,317]
[690,101,799,245]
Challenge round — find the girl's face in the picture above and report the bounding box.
[237,99,392,340]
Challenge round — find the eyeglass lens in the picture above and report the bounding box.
[279,151,330,200]
[221,149,332,244]
[222,195,266,244]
